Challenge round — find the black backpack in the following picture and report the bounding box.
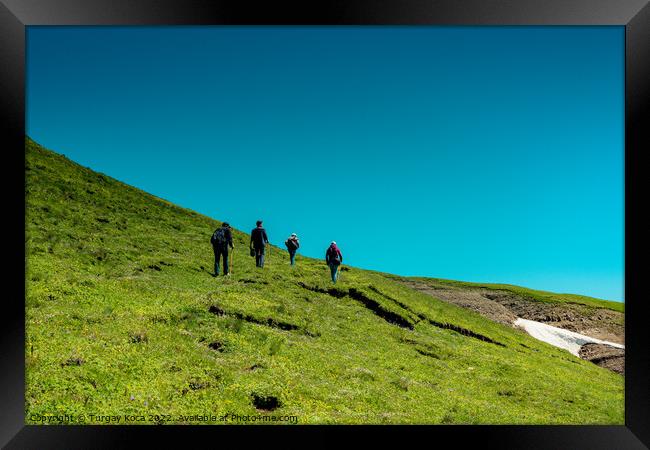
[211,227,227,246]
[285,239,297,251]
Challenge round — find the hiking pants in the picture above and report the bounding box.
[214,246,230,275]
[289,250,297,266]
[255,247,265,268]
[329,262,340,283]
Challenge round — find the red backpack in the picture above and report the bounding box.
[328,246,340,263]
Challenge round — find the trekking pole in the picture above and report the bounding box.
[230,246,234,276]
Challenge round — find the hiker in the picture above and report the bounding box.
[250,220,269,268]
[325,241,343,283]
[210,222,234,276]
[285,233,300,266]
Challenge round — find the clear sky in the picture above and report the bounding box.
[26,26,624,301]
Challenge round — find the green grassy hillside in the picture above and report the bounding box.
[25,138,623,424]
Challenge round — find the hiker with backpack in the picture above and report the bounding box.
[210,222,234,276]
[325,241,343,283]
[285,233,300,266]
[250,220,269,268]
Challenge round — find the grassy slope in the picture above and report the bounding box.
[25,138,623,424]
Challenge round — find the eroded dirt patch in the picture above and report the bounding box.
[402,280,623,344]
[297,282,347,298]
[405,284,517,326]
[251,393,281,411]
[182,378,211,395]
[579,343,625,375]
[208,305,226,316]
[233,312,300,332]
[424,317,506,347]
[208,341,225,352]
[482,291,623,344]
[239,278,269,285]
[415,348,441,359]
[348,288,414,329]
[298,283,415,329]
[299,282,505,346]
[401,279,624,373]
[208,304,317,337]
[369,285,505,347]
[60,357,85,367]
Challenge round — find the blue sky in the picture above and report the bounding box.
[26,26,624,301]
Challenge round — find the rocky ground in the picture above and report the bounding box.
[401,280,624,374]
[578,343,625,375]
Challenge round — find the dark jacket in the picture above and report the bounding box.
[212,226,233,249]
[325,246,343,265]
[285,237,300,251]
[250,227,269,249]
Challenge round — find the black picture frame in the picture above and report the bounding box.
[1,1,648,448]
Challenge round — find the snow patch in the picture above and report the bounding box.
[514,318,624,356]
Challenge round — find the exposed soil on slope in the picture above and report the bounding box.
[579,343,625,375]
[401,280,624,373]
[402,284,519,326]
[402,281,624,343]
